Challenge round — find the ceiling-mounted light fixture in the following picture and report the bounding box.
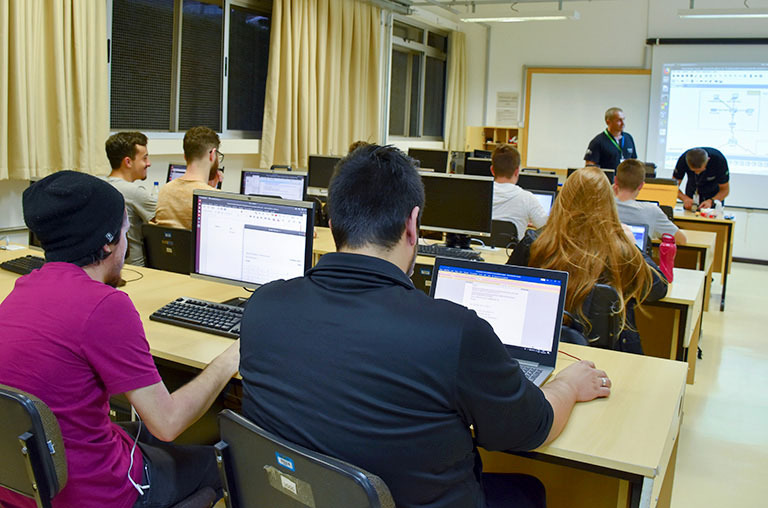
[460,0,579,23]
[678,0,768,19]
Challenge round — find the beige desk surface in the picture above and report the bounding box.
[312,226,511,265]
[658,268,704,350]
[673,209,735,225]
[542,344,686,482]
[1,247,686,490]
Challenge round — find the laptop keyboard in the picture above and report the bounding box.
[1,255,45,276]
[150,297,243,339]
[520,364,544,382]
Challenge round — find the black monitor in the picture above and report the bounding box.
[167,164,187,182]
[517,173,559,193]
[463,157,492,177]
[240,169,307,201]
[530,190,556,215]
[27,178,42,250]
[191,190,314,290]
[419,173,493,242]
[473,149,492,159]
[408,148,449,173]
[645,177,678,186]
[307,155,341,192]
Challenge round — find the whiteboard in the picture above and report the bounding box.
[524,68,651,170]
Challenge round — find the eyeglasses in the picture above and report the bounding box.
[210,148,225,164]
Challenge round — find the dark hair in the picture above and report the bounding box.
[105,132,148,169]
[615,159,645,190]
[491,144,520,178]
[183,126,220,162]
[327,144,424,250]
[685,148,708,169]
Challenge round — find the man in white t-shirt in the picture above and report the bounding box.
[491,144,548,241]
[105,131,156,266]
[614,159,687,245]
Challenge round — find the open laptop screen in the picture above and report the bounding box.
[430,262,566,356]
[531,190,555,215]
[627,224,649,252]
[240,170,306,200]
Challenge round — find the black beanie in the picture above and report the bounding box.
[22,171,126,263]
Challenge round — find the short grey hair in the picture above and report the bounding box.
[605,107,623,122]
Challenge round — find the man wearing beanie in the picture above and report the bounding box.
[0,172,240,508]
[154,126,223,230]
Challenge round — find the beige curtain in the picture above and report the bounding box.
[260,0,382,169]
[443,30,467,152]
[0,0,109,181]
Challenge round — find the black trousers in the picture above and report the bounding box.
[119,422,221,508]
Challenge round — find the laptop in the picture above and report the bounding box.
[429,258,568,386]
[531,190,556,215]
[626,223,649,253]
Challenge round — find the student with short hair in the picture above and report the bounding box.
[105,131,156,266]
[154,126,223,230]
[508,166,667,354]
[614,159,687,245]
[491,144,548,241]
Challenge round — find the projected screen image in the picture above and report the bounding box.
[656,63,768,176]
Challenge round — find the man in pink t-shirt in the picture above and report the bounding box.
[0,171,240,508]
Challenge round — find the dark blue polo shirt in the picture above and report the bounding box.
[673,147,729,202]
[239,252,553,508]
[584,130,637,170]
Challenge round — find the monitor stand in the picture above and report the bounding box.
[221,296,249,308]
[445,233,471,250]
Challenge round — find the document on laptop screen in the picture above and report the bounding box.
[433,265,562,353]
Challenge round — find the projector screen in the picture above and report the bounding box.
[647,45,768,209]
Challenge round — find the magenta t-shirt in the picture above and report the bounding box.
[0,263,161,508]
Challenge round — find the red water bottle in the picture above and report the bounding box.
[659,233,676,282]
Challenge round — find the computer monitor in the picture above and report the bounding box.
[473,149,492,159]
[408,148,449,173]
[517,173,559,193]
[191,190,314,290]
[167,164,187,182]
[307,155,342,192]
[419,173,493,240]
[240,169,307,201]
[463,157,492,177]
[626,223,650,253]
[531,190,556,215]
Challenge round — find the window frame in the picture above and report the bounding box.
[387,16,448,141]
[107,0,271,139]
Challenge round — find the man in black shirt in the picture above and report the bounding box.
[584,107,638,169]
[673,147,730,210]
[239,145,611,508]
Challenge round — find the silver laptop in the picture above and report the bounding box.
[429,258,568,386]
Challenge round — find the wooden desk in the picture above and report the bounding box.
[636,268,705,384]
[673,211,735,311]
[481,343,687,508]
[651,230,715,311]
[0,248,685,508]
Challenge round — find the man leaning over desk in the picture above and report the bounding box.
[673,147,730,210]
[239,144,612,508]
[0,172,240,508]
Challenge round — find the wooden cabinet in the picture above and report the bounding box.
[465,126,519,153]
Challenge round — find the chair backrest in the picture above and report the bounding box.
[215,410,394,508]
[0,385,67,508]
[581,284,622,349]
[142,224,193,275]
[489,220,519,250]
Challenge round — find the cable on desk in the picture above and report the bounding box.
[121,268,144,283]
[558,350,582,362]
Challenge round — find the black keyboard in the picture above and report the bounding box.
[150,297,243,339]
[417,244,484,262]
[0,255,45,276]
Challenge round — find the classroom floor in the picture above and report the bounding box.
[671,262,768,507]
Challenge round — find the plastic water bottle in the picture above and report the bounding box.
[152,181,159,198]
[659,233,676,283]
[714,200,723,218]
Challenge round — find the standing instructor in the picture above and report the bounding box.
[584,107,638,170]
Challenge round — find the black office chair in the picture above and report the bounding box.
[0,384,67,508]
[215,410,395,508]
[563,284,622,350]
[489,220,519,250]
[142,224,193,275]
